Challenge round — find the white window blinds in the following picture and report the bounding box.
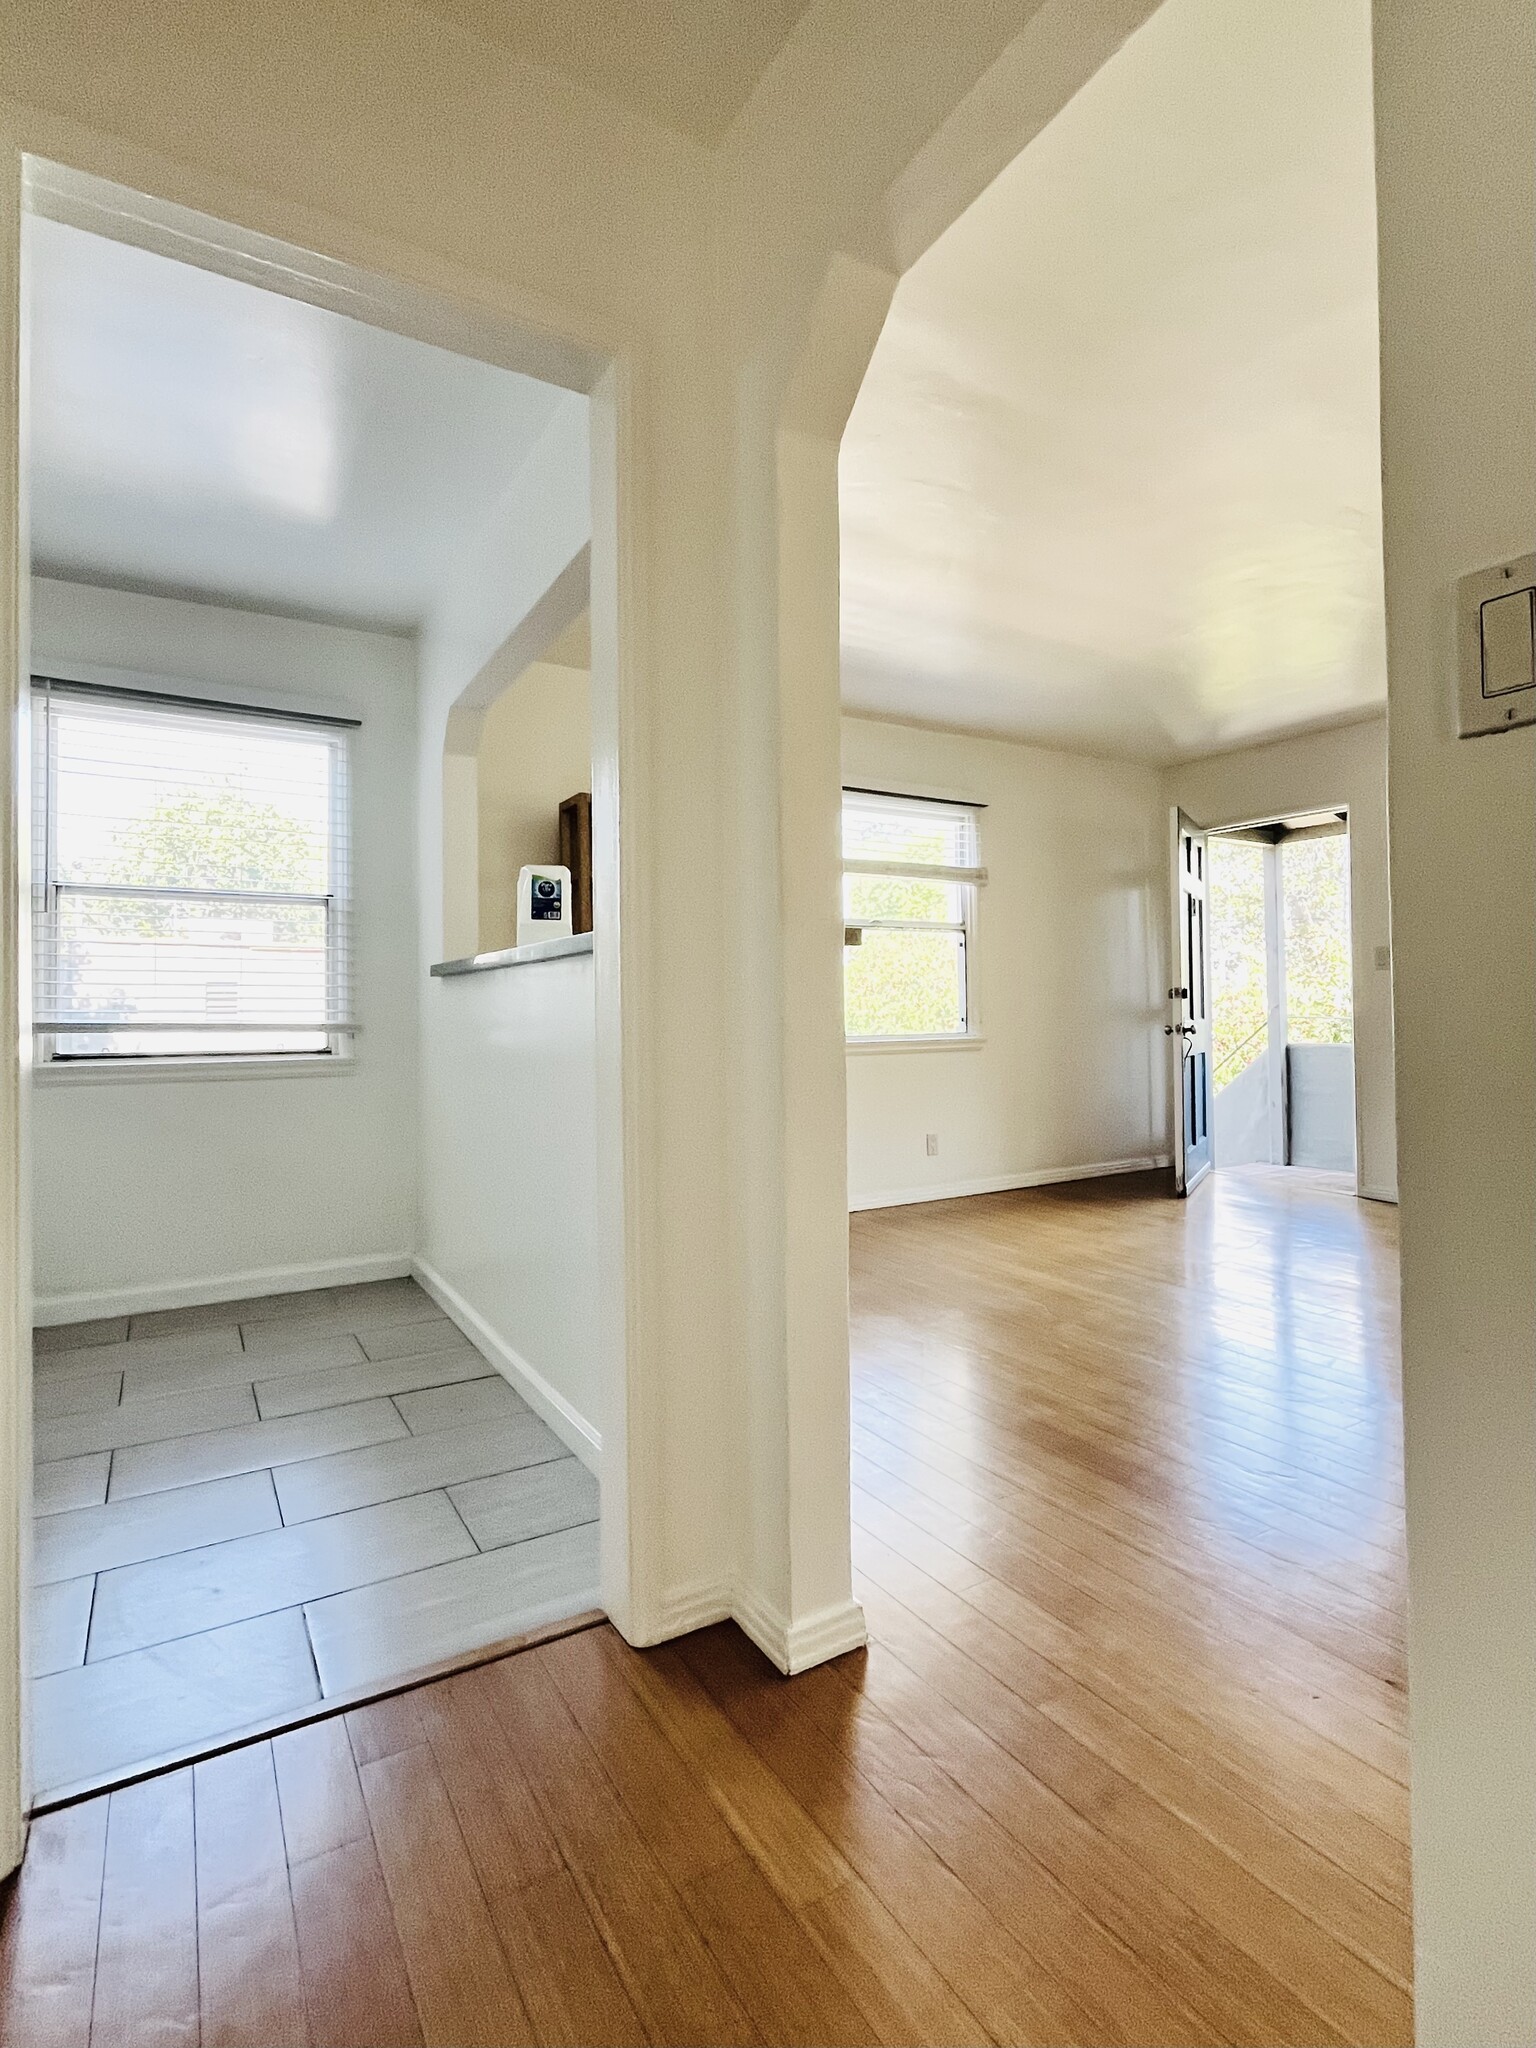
[32,681,355,1060]
[841,790,981,874]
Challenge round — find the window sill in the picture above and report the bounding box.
[33,1055,357,1086]
[846,1034,987,1055]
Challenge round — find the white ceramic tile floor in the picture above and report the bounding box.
[28,1280,601,1798]
[32,1609,322,1792]
[121,1330,366,1403]
[34,1451,111,1516]
[34,1365,125,1422]
[33,1316,128,1355]
[252,1343,493,1420]
[34,1470,282,1584]
[356,1317,479,1362]
[31,1576,94,1677]
[87,1492,477,1660]
[392,1374,528,1435]
[106,1395,407,1499]
[41,1324,246,1381]
[271,1411,566,1523]
[36,1380,259,1464]
[305,1523,600,1695]
[449,1457,600,1550]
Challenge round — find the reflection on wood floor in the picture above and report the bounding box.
[0,1165,1409,2046]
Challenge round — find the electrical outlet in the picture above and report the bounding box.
[1374,945,1391,971]
[925,1133,939,1157]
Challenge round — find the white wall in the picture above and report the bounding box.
[415,952,599,1465]
[842,715,1168,1208]
[1168,715,1397,1199]
[1374,0,1536,2035]
[425,395,591,964]
[477,659,590,954]
[29,577,419,1317]
[415,406,603,1468]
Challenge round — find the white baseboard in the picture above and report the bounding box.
[632,1575,866,1677]
[849,1154,1171,1213]
[411,1257,601,1476]
[731,1586,868,1675]
[650,1578,733,1640]
[33,1251,413,1327]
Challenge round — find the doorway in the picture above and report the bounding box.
[16,167,618,1803]
[1207,812,1358,1182]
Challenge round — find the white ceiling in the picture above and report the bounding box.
[408,0,815,144]
[840,0,1384,765]
[27,216,566,633]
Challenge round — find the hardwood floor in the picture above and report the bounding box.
[1,1167,1409,2046]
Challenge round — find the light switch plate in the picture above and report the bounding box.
[1457,552,1536,736]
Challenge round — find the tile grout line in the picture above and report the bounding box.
[190,1741,205,2032]
[441,1485,486,1556]
[300,1602,326,1699]
[84,1775,110,2047]
[80,1570,100,1672]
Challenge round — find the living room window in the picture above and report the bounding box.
[32,679,355,1064]
[842,789,984,1042]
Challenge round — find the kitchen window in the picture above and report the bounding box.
[32,679,355,1064]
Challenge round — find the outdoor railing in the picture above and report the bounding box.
[1214,1020,1268,1089]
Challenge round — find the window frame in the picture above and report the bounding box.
[841,788,986,1048]
[30,673,359,1076]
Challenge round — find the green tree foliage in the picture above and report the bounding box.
[845,874,952,922]
[1209,838,1268,1083]
[111,789,320,892]
[842,871,966,1035]
[1282,837,1352,1044]
[844,927,964,1035]
[83,789,323,940]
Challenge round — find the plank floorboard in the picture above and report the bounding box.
[478,1653,762,2047]
[90,1772,199,2048]
[358,1742,534,2048]
[290,1837,424,2048]
[0,1800,108,2048]
[489,1866,648,2048]
[272,1716,372,1868]
[194,1744,309,2048]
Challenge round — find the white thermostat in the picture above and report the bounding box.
[516,864,573,948]
[1457,552,1536,736]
